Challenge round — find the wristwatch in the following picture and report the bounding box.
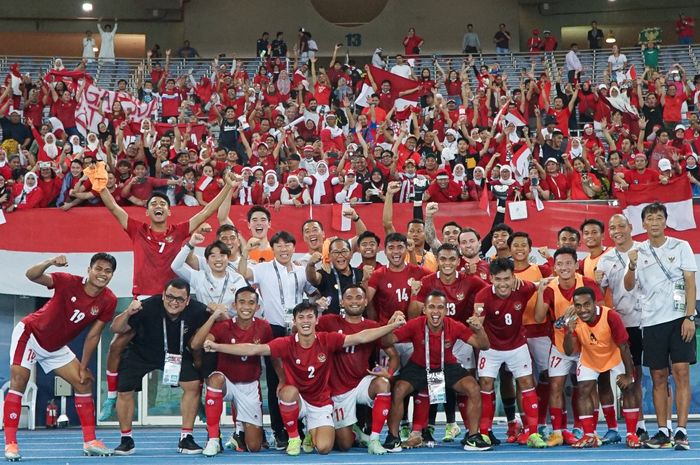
[686,315,696,322]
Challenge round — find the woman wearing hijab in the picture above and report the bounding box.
[7,172,43,212]
[0,174,10,210]
[451,163,468,191]
[281,174,311,206]
[252,170,282,207]
[466,166,487,201]
[363,168,387,203]
[309,160,333,204]
[490,165,521,201]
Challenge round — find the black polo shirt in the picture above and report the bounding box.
[315,267,363,315]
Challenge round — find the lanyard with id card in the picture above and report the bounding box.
[649,245,687,313]
[162,318,184,386]
[425,325,446,405]
[274,261,299,334]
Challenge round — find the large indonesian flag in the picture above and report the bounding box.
[355,65,419,118]
[617,176,696,235]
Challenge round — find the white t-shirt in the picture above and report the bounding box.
[82,38,96,59]
[607,54,627,72]
[597,241,643,328]
[251,260,317,326]
[390,64,412,79]
[632,237,696,327]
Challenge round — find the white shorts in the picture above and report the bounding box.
[217,373,263,427]
[331,375,375,429]
[299,396,334,431]
[548,345,579,378]
[380,342,413,369]
[478,345,533,379]
[453,339,476,370]
[577,360,625,383]
[10,322,76,373]
[527,336,553,374]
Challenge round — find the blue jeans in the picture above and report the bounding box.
[496,47,510,54]
[680,36,692,45]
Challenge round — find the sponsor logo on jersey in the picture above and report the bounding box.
[90,306,100,316]
[318,353,327,363]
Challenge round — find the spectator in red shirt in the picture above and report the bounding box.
[7,172,43,212]
[527,29,543,53]
[676,14,695,45]
[403,28,424,56]
[613,152,663,188]
[535,156,571,200]
[424,169,467,202]
[121,160,178,206]
[660,83,688,126]
[49,85,83,140]
[542,30,558,51]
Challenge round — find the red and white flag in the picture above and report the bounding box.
[331,203,352,232]
[355,66,419,116]
[5,63,22,97]
[478,182,490,216]
[626,64,637,82]
[195,175,213,192]
[511,144,531,183]
[617,176,696,235]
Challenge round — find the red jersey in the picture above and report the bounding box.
[54,99,78,128]
[21,273,117,351]
[368,264,429,324]
[459,258,491,281]
[316,315,380,395]
[475,282,537,351]
[161,89,182,117]
[209,317,272,383]
[393,316,474,369]
[622,168,659,186]
[268,332,346,407]
[126,217,190,296]
[413,272,488,323]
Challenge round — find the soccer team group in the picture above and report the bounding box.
[3,177,697,460]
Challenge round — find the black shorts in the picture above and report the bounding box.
[117,350,216,392]
[642,318,697,370]
[397,361,470,392]
[626,326,643,367]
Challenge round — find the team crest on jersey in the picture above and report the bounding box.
[165,236,174,243]
[456,293,465,301]
[253,338,261,344]
[317,353,327,363]
[514,303,523,311]
[480,273,488,280]
[668,256,675,263]
[90,306,100,316]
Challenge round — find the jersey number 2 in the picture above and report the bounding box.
[307,366,315,379]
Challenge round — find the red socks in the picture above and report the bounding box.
[412,392,430,432]
[371,393,391,435]
[457,395,469,429]
[106,371,118,398]
[479,391,495,434]
[580,414,596,436]
[279,401,300,438]
[550,407,565,431]
[205,387,224,439]
[622,408,640,435]
[3,391,22,445]
[521,388,539,434]
[602,404,618,430]
[74,393,96,442]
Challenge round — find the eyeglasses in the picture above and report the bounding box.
[164,294,187,304]
[330,249,351,256]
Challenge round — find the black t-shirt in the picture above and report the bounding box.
[0,118,31,144]
[218,118,241,150]
[316,267,363,315]
[494,31,510,49]
[126,295,210,365]
[641,104,664,134]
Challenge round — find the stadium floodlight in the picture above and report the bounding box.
[82,2,93,13]
[605,30,616,44]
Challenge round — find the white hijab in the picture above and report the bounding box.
[43,133,59,159]
[312,161,330,204]
[264,170,279,193]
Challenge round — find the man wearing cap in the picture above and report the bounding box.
[300,144,318,175]
[392,126,421,172]
[534,156,571,200]
[334,169,363,204]
[424,169,467,202]
[527,29,543,53]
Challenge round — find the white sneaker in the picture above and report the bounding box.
[202,438,221,457]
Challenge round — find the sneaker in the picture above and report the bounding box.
[443,423,462,442]
[636,428,649,442]
[572,434,602,448]
[538,425,552,438]
[644,430,672,449]
[626,432,642,449]
[224,432,245,452]
[399,424,411,442]
[602,429,622,445]
[352,423,370,447]
[273,432,288,451]
[302,434,314,453]
[401,431,424,449]
[562,429,578,445]
[98,397,116,421]
[517,431,530,446]
[286,437,302,456]
[546,430,563,447]
[463,433,493,451]
[527,433,548,448]
[487,430,502,446]
[177,434,203,454]
[571,427,584,440]
[202,438,221,457]
[674,430,690,451]
[113,436,135,456]
[382,433,403,453]
[368,438,388,455]
[506,419,523,443]
[422,426,436,448]
[83,439,113,456]
[4,444,21,462]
